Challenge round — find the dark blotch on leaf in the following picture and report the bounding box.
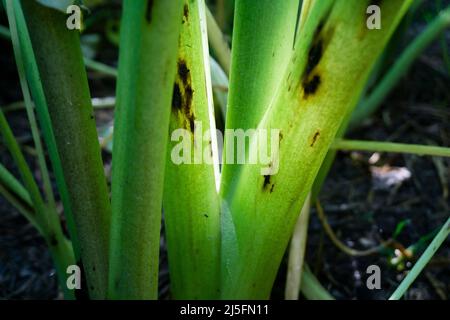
[310,130,320,147]
[178,60,190,84]
[172,83,182,111]
[303,75,321,97]
[182,4,189,23]
[184,86,195,132]
[263,175,271,191]
[171,63,196,133]
[189,115,195,133]
[184,86,193,108]
[305,40,323,77]
[146,0,154,24]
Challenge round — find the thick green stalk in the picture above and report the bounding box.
[1,21,118,79]
[109,0,183,299]
[350,5,450,127]
[163,0,221,299]
[220,0,412,299]
[220,0,300,205]
[331,139,450,158]
[9,0,81,261]
[21,0,111,299]
[389,217,450,300]
[312,1,433,200]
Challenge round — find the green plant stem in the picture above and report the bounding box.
[300,265,335,300]
[0,183,34,220]
[0,162,31,206]
[0,109,47,233]
[2,97,117,113]
[315,134,450,199]
[6,0,56,212]
[109,0,183,299]
[12,0,81,261]
[0,22,118,78]
[311,1,426,200]
[0,109,75,299]
[389,217,450,300]
[215,0,234,34]
[350,5,450,127]
[331,139,450,158]
[163,0,221,299]
[220,0,300,206]
[220,0,412,299]
[84,57,118,77]
[206,6,230,76]
[0,163,36,235]
[0,24,10,38]
[21,0,112,299]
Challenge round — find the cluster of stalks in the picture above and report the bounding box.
[0,0,449,300]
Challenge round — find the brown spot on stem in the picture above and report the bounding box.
[146,0,154,24]
[171,59,196,132]
[298,17,334,99]
[263,175,271,190]
[263,174,275,193]
[182,4,189,23]
[303,75,321,97]
[310,130,321,147]
[172,83,182,111]
[305,40,323,77]
[178,60,190,84]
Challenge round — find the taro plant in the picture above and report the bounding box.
[0,0,449,300]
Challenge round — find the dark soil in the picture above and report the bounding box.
[0,2,449,300]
